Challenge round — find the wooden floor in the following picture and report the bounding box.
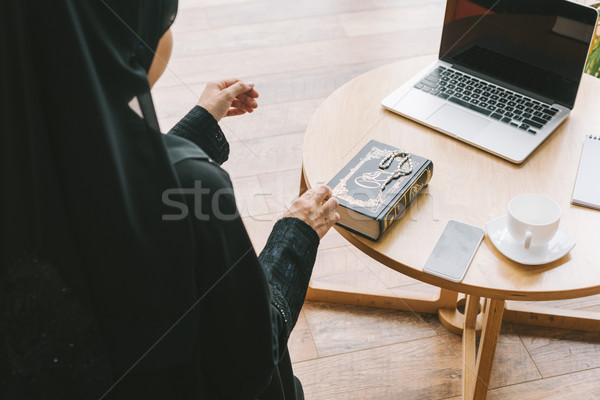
[153,1,600,398]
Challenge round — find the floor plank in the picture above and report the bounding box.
[367,259,429,289]
[338,3,445,37]
[294,334,463,400]
[222,98,324,143]
[312,245,380,277]
[242,212,280,252]
[489,323,542,388]
[172,7,210,33]
[513,324,600,378]
[230,175,271,218]
[485,367,600,400]
[239,59,394,106]
[225,132,304,179]
[242,213,352,254]
[257,168,303,214]
[302,301,438,358]
[288,310,320,363]
[295,308,541,399]
[202,0,381,28]
[154,28,440,88]
[172,15,346,57]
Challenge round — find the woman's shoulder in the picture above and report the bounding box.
[163,134,231,190]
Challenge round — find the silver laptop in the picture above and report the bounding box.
[383,0,598,164]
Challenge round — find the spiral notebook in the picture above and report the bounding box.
[572,135,600,210]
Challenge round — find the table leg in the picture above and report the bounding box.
[504,302,600,333]
[299,165,309,196]
[439,296,484,335]
[462,295,480,399]
[463,297,505,400]
[307,280,459,313]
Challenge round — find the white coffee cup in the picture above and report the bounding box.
[506,194,561,249]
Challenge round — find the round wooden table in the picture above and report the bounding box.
[301,55,600,400]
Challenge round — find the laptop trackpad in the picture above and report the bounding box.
[427,104,491,141]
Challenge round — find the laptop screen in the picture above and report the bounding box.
[439,0,598,108]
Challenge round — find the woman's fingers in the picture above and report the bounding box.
[197,78,259,121]
[231,99,254,113]
[329,212,341,225]
[322,197,340,228]
[322,197,339,214]
[246,86,260,99]
[217,79,259,97]
[313,185,332,203]
[302,186,333,203]
[236,93,258,109]
[226,107,246,117]
[223,80,254,99]
[301,189,315,198]
[217,78,242,89]
[283,185,339,239]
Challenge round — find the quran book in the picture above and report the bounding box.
[327,140,434,241]
[572,135,600,210]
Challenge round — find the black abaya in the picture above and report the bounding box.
[1,1,319,399]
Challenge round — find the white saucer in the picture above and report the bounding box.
[485,215,575,266]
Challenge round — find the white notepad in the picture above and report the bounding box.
[572,135,600,210]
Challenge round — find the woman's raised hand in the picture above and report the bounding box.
[197,78,259,122]
[283,185,340,239]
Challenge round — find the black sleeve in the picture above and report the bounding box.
[259,218,319,340]
[167,106,230,165]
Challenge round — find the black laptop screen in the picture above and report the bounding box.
[439,0,598,108]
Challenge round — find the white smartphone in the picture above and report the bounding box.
[423,220,485,283]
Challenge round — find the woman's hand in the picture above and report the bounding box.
[197,79,259,122]
[283,185,340,239]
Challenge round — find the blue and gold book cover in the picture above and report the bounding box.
[327,140,433,232]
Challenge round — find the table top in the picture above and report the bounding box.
[302,55,600,301]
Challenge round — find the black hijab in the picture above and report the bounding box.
[1,0,201,387]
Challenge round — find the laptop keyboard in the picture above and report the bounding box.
[415,66,560,135]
